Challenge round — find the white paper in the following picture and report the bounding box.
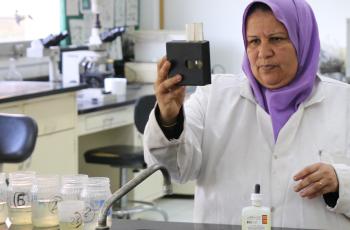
[115,0,126,26]
[99,0,115,28]
[69,19,85,45]
[126,0,138,26]
[66,0,79,16]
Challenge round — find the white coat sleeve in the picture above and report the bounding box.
[327,164,350,217]
[143,85,209,184]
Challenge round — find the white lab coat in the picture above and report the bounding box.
[143,74,350,229]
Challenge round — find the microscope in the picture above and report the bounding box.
[26,31,68,82]
[61,0,125,87]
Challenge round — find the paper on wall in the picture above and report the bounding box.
[66,0,79,16]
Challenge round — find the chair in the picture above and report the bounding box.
[84,95,168,220]
[0,113,38,169]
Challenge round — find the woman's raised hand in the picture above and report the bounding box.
[154,56,186,125]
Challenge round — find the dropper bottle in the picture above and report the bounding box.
[241,184,271,230]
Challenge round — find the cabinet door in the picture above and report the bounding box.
[22,129,77,174]
[0,104,22,114]
[24,93,76,135]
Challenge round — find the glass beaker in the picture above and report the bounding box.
[8,171,35,225]
[32,174,61,227]
[80,177,112,229]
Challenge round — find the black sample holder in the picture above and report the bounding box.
[166,40,211,86]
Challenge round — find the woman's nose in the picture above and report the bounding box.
[258,42,273,59]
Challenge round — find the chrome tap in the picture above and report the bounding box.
[96,164,172,230]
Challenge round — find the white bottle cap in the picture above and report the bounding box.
[185,23,204,41]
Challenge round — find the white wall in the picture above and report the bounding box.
[139,0,160,30]
[140,0,350,74]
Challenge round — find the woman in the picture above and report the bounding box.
[144,0,350,229]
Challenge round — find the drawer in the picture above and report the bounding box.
[79,106,133,135]
[0,104,22,114]
[23,94,76,135]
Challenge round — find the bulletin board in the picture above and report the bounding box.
[62,0,139,46]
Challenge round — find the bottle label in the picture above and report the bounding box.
[244,214,269,230]
[12,192,31,207]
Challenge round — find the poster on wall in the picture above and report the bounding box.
[98,0,115,28]
[115,0,126,26]
[126,0,138,26]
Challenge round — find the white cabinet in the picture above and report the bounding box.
[78,105,133,136]
[0,93,78,174]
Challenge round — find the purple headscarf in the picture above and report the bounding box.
[242,0,320,141]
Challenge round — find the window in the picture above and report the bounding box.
[0,0,61,43]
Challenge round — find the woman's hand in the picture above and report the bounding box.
[154,56,186,125]
[293,162,339,199]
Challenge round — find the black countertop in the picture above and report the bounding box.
[0,81,87,104]
[2,219,306,230]
[77,83,154,114]
[111,219,296,230]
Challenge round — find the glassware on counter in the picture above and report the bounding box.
[60,174,88,201]
[8,171,35,225]
[57,200,84,230]
[0,173,8,224]
[32,174,61,227]
[81,177,112,229]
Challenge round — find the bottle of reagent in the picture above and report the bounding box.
[241,184,271,230]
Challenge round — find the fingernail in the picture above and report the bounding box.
[300,191,305,197]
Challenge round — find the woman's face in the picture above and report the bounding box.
[246,9,298,89]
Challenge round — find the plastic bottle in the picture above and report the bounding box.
[5,58,23,81]
[241,184,271,230]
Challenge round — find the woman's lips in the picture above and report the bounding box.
[259,65,277,71]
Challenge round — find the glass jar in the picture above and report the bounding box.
[0,173,8,224]
[32,175,61,227]
[8,171,35,225]
[60,174,88,201]
[80,177,112,229]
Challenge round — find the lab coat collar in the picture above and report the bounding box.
[239,75,325,108]
[303,75,324,108]
[239,78,257,104]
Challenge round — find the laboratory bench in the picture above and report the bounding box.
[111,219,305,230]
[0,219,310,229]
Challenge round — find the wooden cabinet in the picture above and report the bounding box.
[0,93,78,174]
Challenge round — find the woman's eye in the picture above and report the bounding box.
[248,39,260,45]
[270,37,284,42]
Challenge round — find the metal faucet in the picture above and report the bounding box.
[96,164,172,230]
